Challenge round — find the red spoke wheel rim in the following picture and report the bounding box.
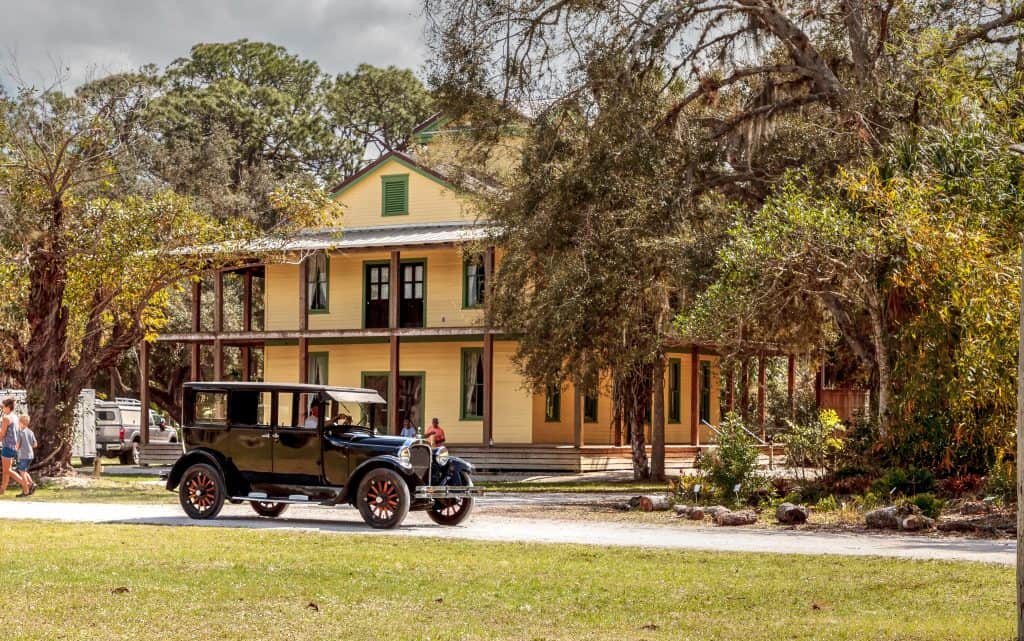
[186,472,216,512]
[436,498,464,517]
[365,479,400,521]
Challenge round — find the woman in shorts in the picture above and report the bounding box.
[0,397,29,497]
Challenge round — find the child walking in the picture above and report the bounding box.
[16,414,36,495]
[0,397,29,497]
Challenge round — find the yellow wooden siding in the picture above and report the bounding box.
[334,157,471,228]
[265,263,299,331]
[264,248,486,332]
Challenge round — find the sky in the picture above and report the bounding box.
[0,0,429,90]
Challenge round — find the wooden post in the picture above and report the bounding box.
[298,258,309,384]
[241,347,251,382]
[814,362,824,408]
[757,354,767,439]
[241,268,253,382]
[690,345,700,446]
[190,279,201,381]
[139,340,150,446]
[787,354,796,419]
[740,358,750,422]
[213,270,224,381]
[725,365,735,415]
[573,387,583,448]
[108,366,117,400]
[483,333,494,447]
[482,246,495,447]
[388,250,401,434]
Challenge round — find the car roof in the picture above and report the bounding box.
[184,381,379,395]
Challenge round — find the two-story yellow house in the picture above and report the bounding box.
[154,119,723,472]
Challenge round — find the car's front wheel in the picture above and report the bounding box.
[251,501,288,518]
[179,463,226,520]
[427,473,475,526]
[356,468,410,529]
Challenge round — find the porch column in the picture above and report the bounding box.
[757,354,767,438]
[573,387,583,448]
[690,345,700,446]
[814,362,824,408]
[787,354,796,419]
[298,258,309,384]
[725,365,735,415]
[482,246,495,447]
[242,269,253,381]
[388,250,401,434]
[139,340,150,446]
[189,279,201,381]
[213,270,224,381]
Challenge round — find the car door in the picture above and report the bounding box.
[273,392,323,486]
[219,389,274,483]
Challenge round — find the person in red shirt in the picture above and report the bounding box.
[423,417,446,447]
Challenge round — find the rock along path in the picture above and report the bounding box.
[0,499,1013,565]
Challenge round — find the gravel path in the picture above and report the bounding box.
[0,499,1013,565]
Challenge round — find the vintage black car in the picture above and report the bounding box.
[165,382,479,529]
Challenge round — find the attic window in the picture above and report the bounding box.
[381,174,409,216]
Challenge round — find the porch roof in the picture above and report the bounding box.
[251,221,492,254]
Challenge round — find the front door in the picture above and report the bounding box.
[272,392,322,486]
[400,262,424,328]
[397,374,424,432]
[362,374,389,430]
[365,263,389,329]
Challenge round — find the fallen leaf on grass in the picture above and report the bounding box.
[434,597,444,603]
[640,623,659,630]
[111,587,130,595]
[306,602,319,612]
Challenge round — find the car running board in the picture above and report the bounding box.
[231,494,336,506]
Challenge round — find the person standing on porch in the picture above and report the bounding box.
[424,417,446,447]
[0,397,29,497]
[399,418,418,439]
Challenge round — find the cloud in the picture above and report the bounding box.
[0,0,428,90]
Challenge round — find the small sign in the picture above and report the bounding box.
[733,483,742,494]
[693,484,702,495]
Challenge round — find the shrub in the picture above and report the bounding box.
[870,466,935,497]
[670,474,707,503]
[937,474,985,498]
[702,413,761,501]
[816,495,839,512]
[782,409,845,481]
[984,459,1015,504]
[908,493,944,519]
[827,473,874,497]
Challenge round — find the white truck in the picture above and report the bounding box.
[95,398,177,465]
[0,388,97,465]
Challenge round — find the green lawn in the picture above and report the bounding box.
[27,475,174,504]
[0,520,1011,640]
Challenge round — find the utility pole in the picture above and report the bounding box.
[1007,143,1024,641]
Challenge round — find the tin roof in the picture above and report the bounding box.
[248,221,492,254]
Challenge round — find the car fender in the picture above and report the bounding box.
[340,456,418,504]
[433,456,474,485]
[166,449,244,495]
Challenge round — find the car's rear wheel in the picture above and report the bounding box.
[251,501,289,518]
[179,463,225,520]
[356,468,410,529]
[427,473,475,526]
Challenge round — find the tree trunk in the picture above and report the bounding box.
[23,231,76,476]
[651,353,666,481]
[620,369,651,480]
[865,284,891,435]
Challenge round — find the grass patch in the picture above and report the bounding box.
[0,520,1011,640]
[26,475,174,504]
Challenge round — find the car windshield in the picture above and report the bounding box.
[325,400,379,430]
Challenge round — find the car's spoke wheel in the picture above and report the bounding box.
[427,473,475,526]
[356,468,410,529]
[251,501,288,518]
[178,463,225,520]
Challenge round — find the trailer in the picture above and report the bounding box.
[0,389,97,465]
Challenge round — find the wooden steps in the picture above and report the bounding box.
[139,442,184,467]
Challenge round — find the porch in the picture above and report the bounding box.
[449,444,784,474]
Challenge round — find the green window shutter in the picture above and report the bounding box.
[381,175,409,216]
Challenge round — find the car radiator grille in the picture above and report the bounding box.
[409,443,432,485]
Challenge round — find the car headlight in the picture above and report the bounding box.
[398,447,412,467]
[434,446,449,466]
